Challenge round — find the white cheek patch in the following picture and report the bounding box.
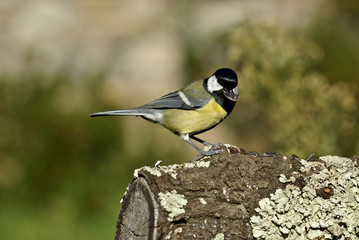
[207,75,223,93]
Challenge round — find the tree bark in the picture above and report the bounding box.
[115,151,359,240]
[115,151,300,239]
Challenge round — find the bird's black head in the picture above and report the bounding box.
[206,68,239,102]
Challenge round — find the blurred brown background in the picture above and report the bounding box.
[0,0,358,239]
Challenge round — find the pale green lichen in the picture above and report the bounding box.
[199,197,207,205]
[134,166,162,177]
[158,190,188,221]
[157,165,179,179]
[194,160,211,168]
[279,174,289,183]
[251,155,359,239]
[278,174,297,184]
[133,160,210,179]
[184,160,211,168]
[213,233,224,240]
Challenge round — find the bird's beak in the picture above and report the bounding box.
[223,86,239,101]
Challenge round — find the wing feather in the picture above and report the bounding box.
[138,90,209,110]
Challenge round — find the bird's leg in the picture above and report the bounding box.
[190,135,212,146]
[181,134,222,156]
[181,134,206,153]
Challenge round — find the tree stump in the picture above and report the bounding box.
[115,150,359,240]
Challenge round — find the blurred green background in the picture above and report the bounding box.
[0,0,358,239]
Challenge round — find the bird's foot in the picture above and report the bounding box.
[190,143,240,162]
[204,143,240,154]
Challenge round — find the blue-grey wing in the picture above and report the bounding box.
[138,91,209,110]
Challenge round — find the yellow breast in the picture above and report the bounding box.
[162,98,227,135]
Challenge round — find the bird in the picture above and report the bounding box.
[90,68,239,156]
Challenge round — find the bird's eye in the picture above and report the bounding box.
[218,78,237,89]
[218,79,226,86]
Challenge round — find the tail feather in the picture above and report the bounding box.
[90,109,145,117]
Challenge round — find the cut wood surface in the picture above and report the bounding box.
[115,150,359,240]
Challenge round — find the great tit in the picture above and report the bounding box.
[90,68,239,155]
